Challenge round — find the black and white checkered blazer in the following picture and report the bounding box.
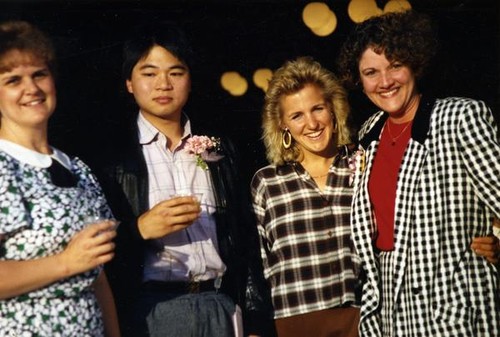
[351,96,500,336]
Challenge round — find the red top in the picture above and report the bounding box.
[368,119,412,251]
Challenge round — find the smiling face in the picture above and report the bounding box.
[280,83,336,160]
[359,47,420,121]
[126,45,191,124]
[0,50,56,133]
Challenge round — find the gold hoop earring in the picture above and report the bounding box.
[332,119,338,133]
[282,129,292,149]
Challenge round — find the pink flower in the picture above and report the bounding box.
[348,148,365,186]
[186,135,214,155]
[185,135,223,170]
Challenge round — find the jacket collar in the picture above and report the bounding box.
[360,95,436,148]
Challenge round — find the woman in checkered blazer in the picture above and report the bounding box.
[337,10,499,337]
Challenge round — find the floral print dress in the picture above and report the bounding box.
[0,142,113,337]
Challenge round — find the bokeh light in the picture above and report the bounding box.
[311,10,337,36]
[303,2,337,37]
[253,68,273,92]
[302,2,331,29]
[220,71,248,96]
[348,0,383,23]
[384,0,412,13]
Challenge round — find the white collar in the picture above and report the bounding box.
[137,111,193,145]
[0,139,72,170]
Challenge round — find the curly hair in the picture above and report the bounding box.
[0,20,55,74]
[337,10,438,89]
[262,56,351,166]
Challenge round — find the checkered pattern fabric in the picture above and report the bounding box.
[251,149,361,319]
[351,96,500,337]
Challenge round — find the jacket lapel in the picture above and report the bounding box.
[392,139,427,300]
[354,97,436,325]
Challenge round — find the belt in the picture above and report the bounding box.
[142,279,216,294]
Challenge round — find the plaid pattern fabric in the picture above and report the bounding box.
[137,114,225,282]
[351,96,500,337]
[251,149,361,319]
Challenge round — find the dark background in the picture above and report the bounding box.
[1,0,499,184]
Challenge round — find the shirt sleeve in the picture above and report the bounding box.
[457,99,500,217]
[0,156,31,236]
[250,171,272,271]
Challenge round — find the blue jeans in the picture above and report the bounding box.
[132,289,236,337]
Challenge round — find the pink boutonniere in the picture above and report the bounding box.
[185,135,224,170]
[348,148,366,186]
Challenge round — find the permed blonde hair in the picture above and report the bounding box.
[262,56,351,166]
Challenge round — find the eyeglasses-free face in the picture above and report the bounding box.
[359,47,419,122]
[0,50,56,132]
[126,45,191,125]
[280,83,336,160]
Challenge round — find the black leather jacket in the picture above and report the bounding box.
[96,116,273,336]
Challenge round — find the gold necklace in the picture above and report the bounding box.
[386,120,412,145]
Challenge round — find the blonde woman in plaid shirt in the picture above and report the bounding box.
[250,56,361,337]
[337,10,500,337]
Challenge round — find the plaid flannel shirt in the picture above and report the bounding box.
[251,148,361,319]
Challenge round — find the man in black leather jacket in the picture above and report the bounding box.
[96,22,273,337]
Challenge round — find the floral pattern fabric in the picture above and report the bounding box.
[0,151,113,336]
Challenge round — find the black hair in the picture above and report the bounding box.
[122,22,194,80]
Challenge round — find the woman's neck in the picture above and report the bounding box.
[300,149,337,179]
[0,126,50,154]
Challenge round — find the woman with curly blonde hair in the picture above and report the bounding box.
[250,56,361,337]
[262,56,352,166]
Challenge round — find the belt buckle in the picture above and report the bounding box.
[188,280,200,293]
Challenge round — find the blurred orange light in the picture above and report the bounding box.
[253,68,273,92]
[220,71,248,96]
[348,0,382,23]
[302,2,331,29]
[311,10,337,36]
[384,0,412,13]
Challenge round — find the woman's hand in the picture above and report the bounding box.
[0,221,117,299]
[58,220,116,277]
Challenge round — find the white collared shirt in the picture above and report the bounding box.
[138,112,226,282]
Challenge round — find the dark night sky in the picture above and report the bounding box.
[1,0,499,183]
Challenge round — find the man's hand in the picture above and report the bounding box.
[471,235,499,264]
[137,195,201,239]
